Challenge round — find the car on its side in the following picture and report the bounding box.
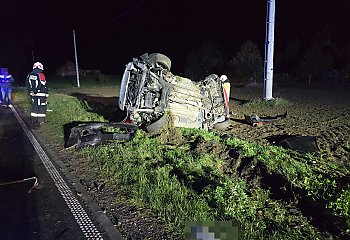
[119,53,231,132]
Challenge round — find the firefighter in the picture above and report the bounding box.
[0,68,15,107]
[26,62,49,127]
[220,74,230,115]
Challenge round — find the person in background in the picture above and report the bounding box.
[0,68,15,107]
[26,62,49,127]
[0,69,3,104]
[0,76,2,104]
[220,74,230,116]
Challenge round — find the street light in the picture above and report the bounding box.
[73,29,80,88]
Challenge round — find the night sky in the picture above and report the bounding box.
[1,0,350,78]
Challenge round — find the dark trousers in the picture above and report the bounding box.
[1,87,12,105]
[31,96,47,123]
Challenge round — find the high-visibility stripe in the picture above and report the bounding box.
[31,113,46,117]
[35,93,47,97]
[0,75,12,79]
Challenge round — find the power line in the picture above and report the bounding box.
[83,0,148,33]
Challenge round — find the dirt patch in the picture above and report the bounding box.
[227,86,350,170]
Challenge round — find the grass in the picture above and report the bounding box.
[225,136,350,230]
[80,129,324,239]
[12,90,105,145]
[93,129,349,238]
[48,74,121,89]
[12,90,350,239]
[81,131,215,230]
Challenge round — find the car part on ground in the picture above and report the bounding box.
[265,134,319,154]
[0,177,38,193]
[279,136,319,153]
[244,111,287,126]
[119,53,231,132]
[66,122,138,149]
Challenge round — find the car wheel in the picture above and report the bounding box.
[213,119,231,130]
[145,114,169,132]
[149,53,171,70]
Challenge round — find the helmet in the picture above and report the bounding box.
[33,62,44,70]
[220,75,228,82]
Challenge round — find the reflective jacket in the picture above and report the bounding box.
[26,70,46,95]
[0,74,14,88]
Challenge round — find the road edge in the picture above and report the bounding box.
[12,104,124,240]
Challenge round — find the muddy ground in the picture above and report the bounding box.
[54,85,350,239]
[229,86,350,170]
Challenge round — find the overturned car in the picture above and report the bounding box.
[119,53,231,132]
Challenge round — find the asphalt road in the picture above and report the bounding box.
[0,105,109,240]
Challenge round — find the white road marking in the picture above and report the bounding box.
[10,105,104,240]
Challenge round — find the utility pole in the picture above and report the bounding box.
[263,0,276,100]
[31,50,35,63]
[73,29,80,88]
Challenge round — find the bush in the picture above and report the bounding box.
[185,41,227,81]
[227,40,264,84]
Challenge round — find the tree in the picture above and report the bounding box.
[340,42,350,80]
[228,40,263,83]
[283,37,300,68]
[294,25,343,84]
[295,43,334,84]
[184,41,226,81]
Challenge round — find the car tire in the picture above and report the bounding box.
[145,114,169,133]
[213,119,231,130]
[149,53,171,70]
